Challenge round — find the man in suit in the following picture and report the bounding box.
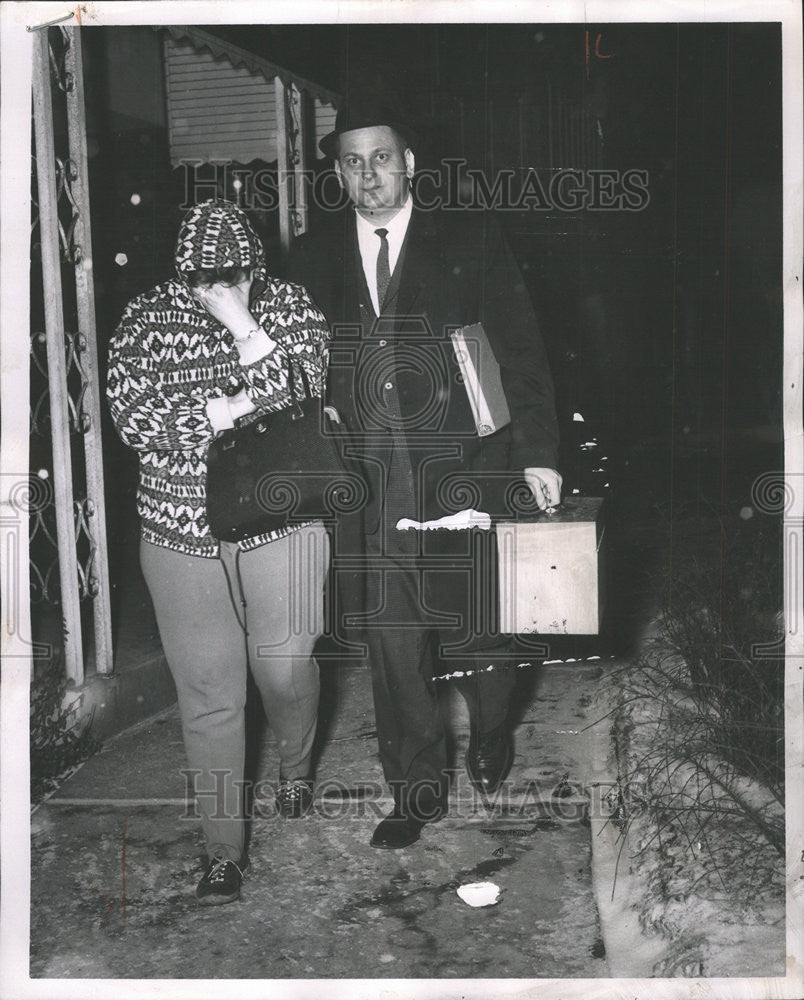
[288,98,561,849]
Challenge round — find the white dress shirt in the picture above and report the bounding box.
[354,194,414,315]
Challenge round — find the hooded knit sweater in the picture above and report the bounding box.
[106,201,330,557]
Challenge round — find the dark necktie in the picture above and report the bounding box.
[375,227,390,313]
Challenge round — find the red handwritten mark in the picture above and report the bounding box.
[585,31,616,80]
[122,818,127,927]
[91,887,114,920]
[585,30,590,80]
[89,821,127,927]
[75,5,81,25]
[595,35,615,61]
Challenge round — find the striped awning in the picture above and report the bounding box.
[160,25,341,106]
[158,26,339,167]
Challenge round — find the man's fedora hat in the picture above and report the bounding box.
[319,96,418,159]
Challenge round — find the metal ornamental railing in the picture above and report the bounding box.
[30,25,112,684]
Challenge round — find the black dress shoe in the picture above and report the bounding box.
[465,723,513,796]
[370,809,425,850]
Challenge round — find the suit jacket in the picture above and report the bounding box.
[288,205,560,527]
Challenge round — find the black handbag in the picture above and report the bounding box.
[205,356,363,541]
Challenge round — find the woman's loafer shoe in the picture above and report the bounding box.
[195,857,247,905]
[276,778,314,818]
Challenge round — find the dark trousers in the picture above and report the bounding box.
[355,433,517,809]
[362,545,516,810]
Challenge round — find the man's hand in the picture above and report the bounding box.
[523,467,563,511]
[192,280,256,341]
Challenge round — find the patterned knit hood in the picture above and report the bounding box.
[174,199,266,285]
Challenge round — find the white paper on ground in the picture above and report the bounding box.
[457,882,502,907]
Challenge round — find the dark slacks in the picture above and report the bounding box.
[362,537,516,810]
[349,426,518,810]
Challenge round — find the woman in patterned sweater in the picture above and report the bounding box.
[107,200,330,905]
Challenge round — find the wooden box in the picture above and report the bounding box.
[496,497,606,635]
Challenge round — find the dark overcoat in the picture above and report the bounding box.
[289,205,558,500]
[287,204,560,658]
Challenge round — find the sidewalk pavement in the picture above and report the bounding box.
[30,658,612,981]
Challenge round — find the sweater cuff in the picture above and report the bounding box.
[206,396,235,435]
[234,328,279,367]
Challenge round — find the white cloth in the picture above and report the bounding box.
[396,509,492,532]
[355,194,413,315]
